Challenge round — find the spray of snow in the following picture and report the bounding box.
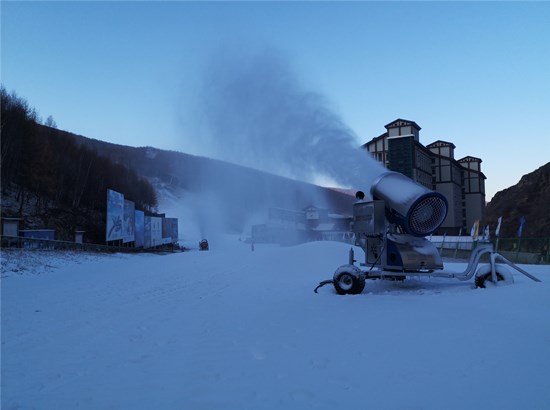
[190,47,385,187]
[177,46,386,241]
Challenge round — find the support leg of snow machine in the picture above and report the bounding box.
[471,247,541,288]
[493,253,542,283]
[445,244,495,281]
[427,244,540,288]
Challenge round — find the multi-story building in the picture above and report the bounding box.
[458,155,486,228]
[363,119,486,234]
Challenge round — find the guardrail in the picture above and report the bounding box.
[0,235,182,253]
[434,238,549,264]
[316,233,549,265]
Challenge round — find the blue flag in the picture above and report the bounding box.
[517,216,526,237]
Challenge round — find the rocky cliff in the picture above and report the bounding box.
[484,162,550,237]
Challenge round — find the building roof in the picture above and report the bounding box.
[384,118,421,131]
[458,156,482,163]
[427,140,456,149]
[362,132,388,147]
[387,134,416,140]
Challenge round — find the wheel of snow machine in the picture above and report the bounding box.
[475,264,514,288]
[333,266,365,295]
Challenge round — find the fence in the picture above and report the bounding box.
[432,236,550,264]
[3,234,547,264]
[323,233,549,265]
[0,235,182,253]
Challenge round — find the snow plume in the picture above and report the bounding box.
[190,46,385,190]
[176,47,385,241]
[172,155,345,243]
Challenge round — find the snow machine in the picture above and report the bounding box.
[199,239,209,251]
[315,171,541,295]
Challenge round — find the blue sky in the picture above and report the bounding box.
[2,1,549,201]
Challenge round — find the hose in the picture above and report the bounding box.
[313,279,334,293]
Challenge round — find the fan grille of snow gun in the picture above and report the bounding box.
[408,195,448,236]
[370,171,448,237]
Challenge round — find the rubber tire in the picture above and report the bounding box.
[333,271,366,295]
[475,265,514,288]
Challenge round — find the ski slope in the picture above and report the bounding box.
[2,239,549,410]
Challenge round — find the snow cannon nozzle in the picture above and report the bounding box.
[370,171,448,236]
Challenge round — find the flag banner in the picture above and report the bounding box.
[517,216,526,237]
[495,216,502,237]
[470,220,479,240]
[483,225,490,241]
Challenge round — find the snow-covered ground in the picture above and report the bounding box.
[2,240,549,410]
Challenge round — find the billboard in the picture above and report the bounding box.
[135,210,145,248]
[106,189,124,241]
[144,216,151,248]
[162,218,179,244]
[150,217,162,247]
[122,200,136,243]
[106,188,178,249]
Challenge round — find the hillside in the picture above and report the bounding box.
[484,162,550,237]
[69,132,358,234]
[2,121,358,242]
[0,88,158,243]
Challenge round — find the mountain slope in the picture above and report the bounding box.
[69,132,359,238]
[484,162,550,237]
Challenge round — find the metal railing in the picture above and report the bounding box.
[0,235,182,254]
[7,233,541,262]
[318,233,550,265]
[434,237,550,264]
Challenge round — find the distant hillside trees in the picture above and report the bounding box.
[1,86,157,240]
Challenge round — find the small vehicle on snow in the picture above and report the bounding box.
[199,239,209,251]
